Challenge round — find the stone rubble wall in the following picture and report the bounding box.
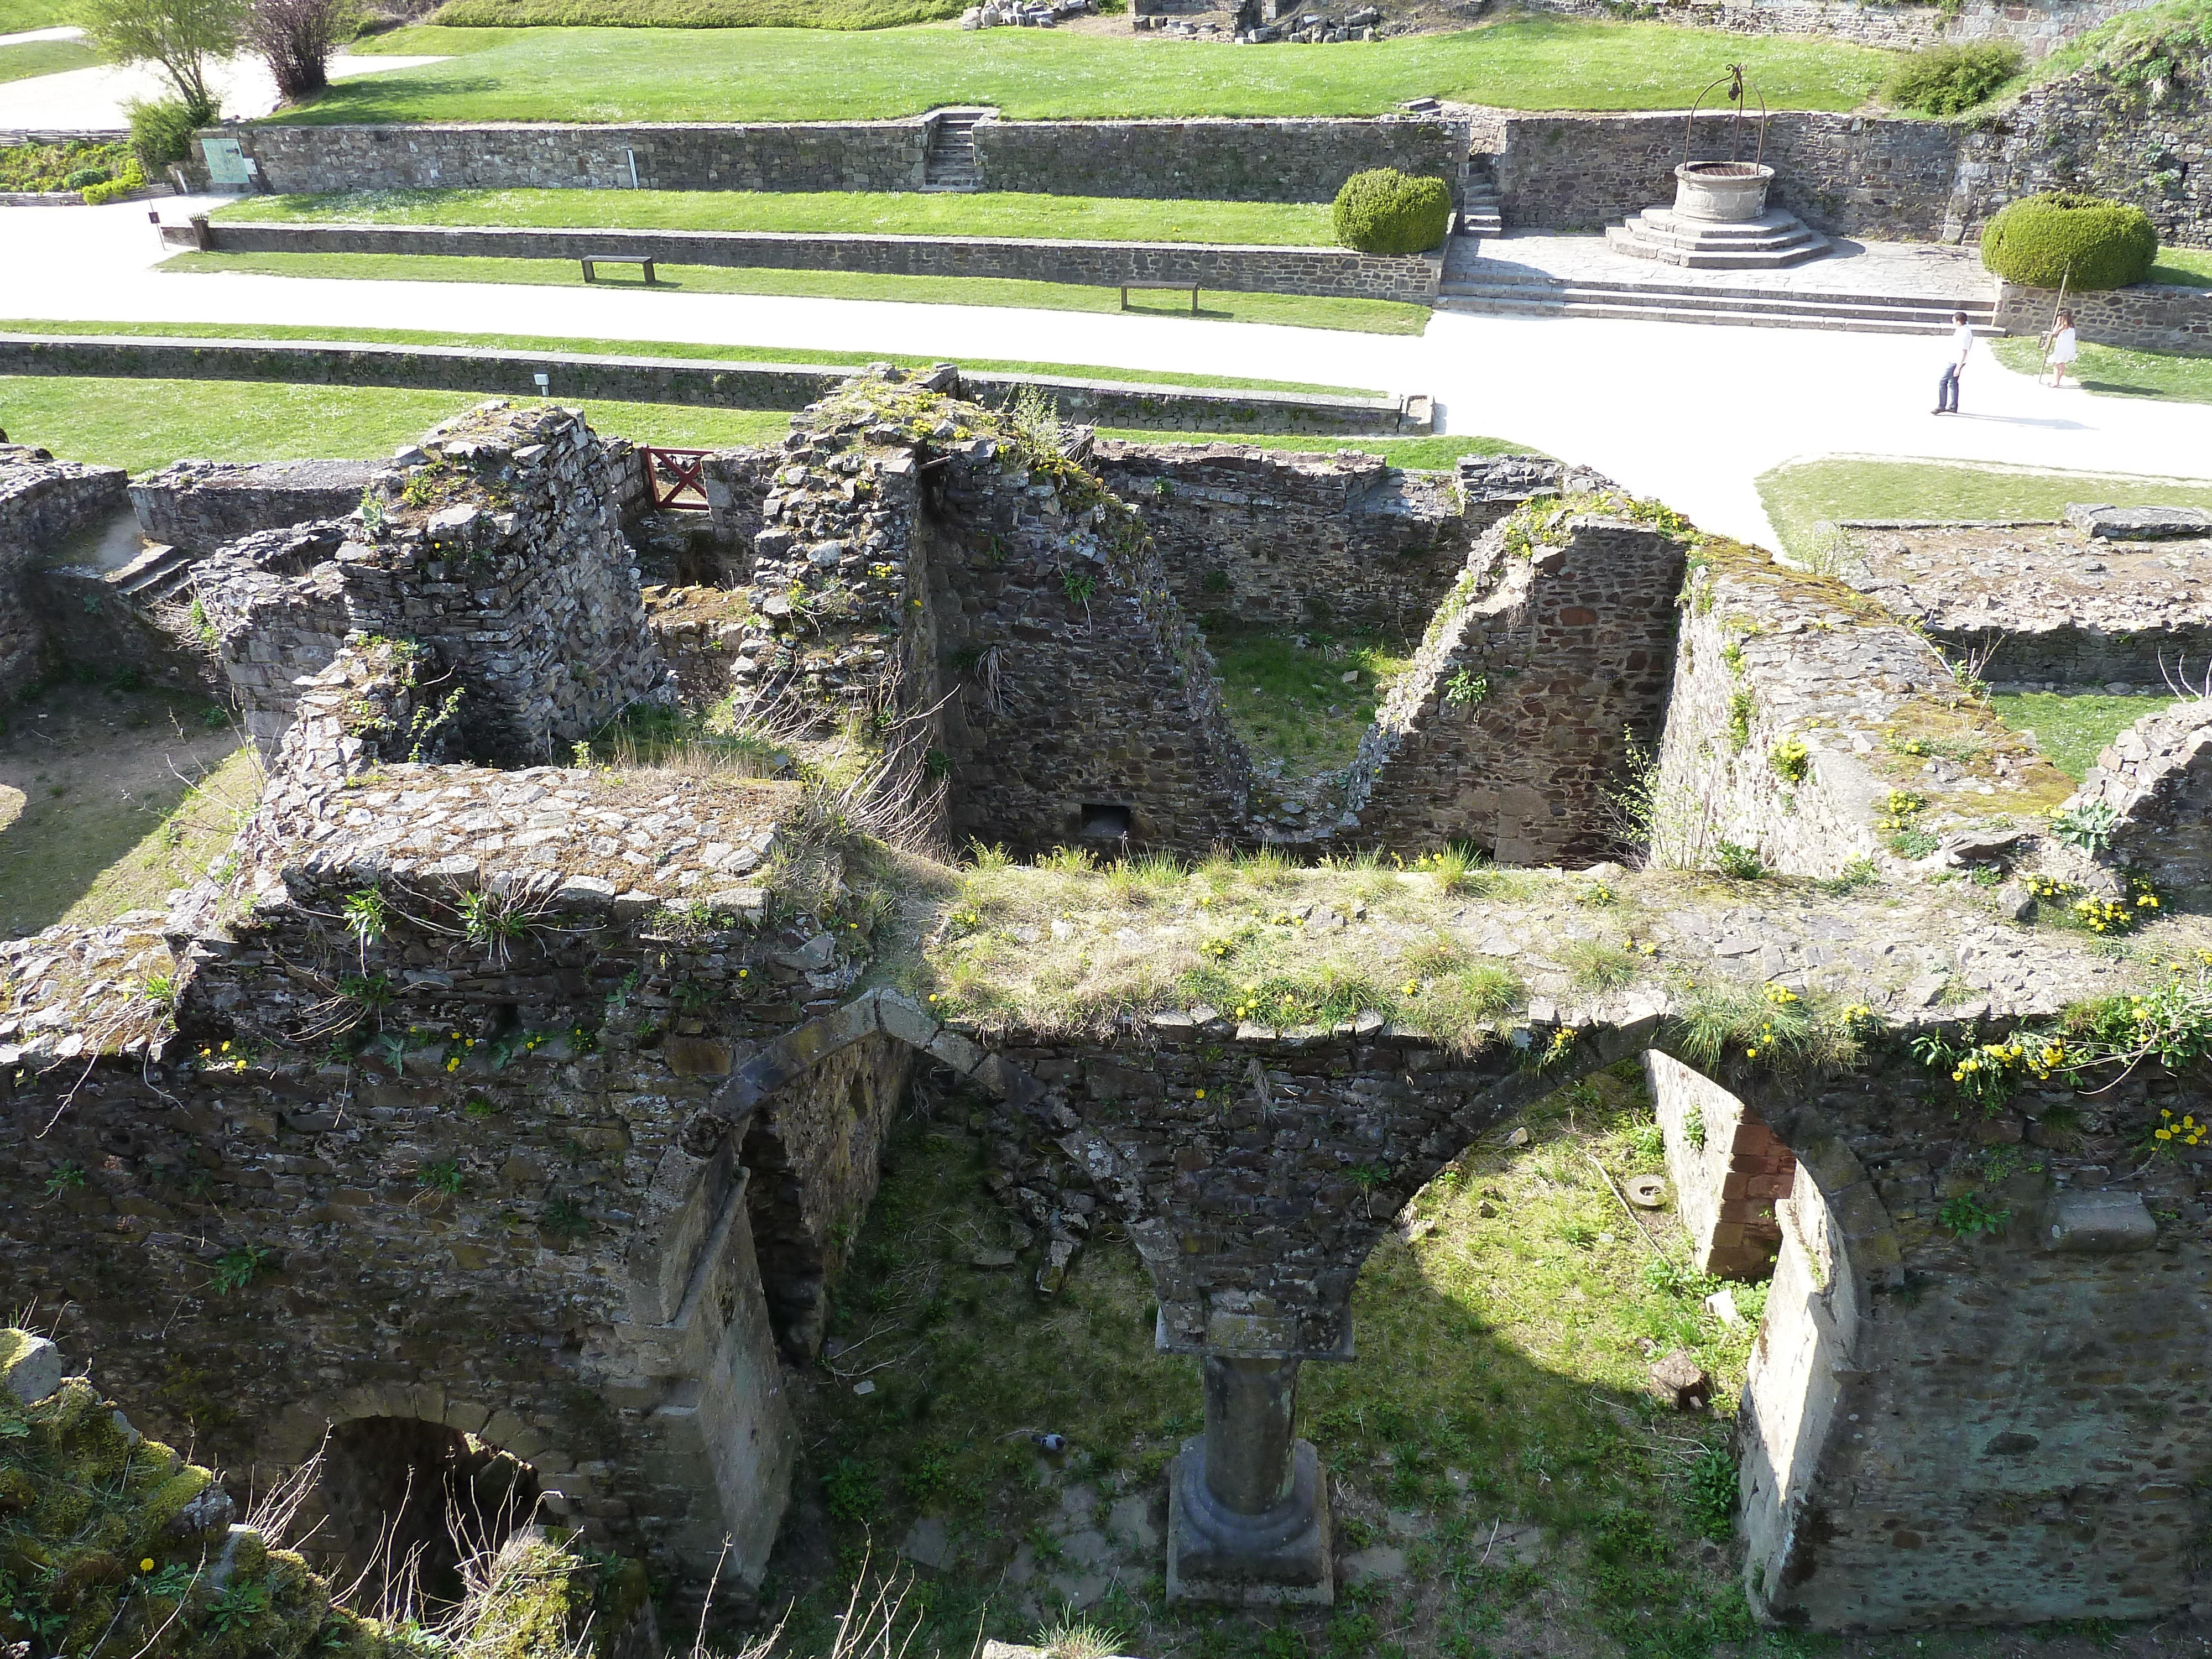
[1652,548,2075,877]
[1341,509,1686,864]
[32,559,228,699]
[969,114,1468,203]
[202,113,1463,206]
[1992,278,2212,356]
[1088,441,1481,630]
[194,220,1444,305]
[1485,107,1964,239]
[1530,0,2162,58]
[0,333,1426,438]
[202,118,933,196]
[1646,1049,1795,1279]
[129,457,376,555]
[1958,74,2212,251]
[2063,699,2212,894]
[0,445,129,699]
[194,523,356,752]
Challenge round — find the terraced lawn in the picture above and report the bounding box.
[289,15,1898,123]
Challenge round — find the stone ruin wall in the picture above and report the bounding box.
[2062,700,2212,898]
[1653,549,2077,879]
[1341,509,1686,865]
[1530,0,2165,56]
[0,445,127,698]
[131,458,378,555]
[1088,440,1480,633]
[1646,1048,1796,1279]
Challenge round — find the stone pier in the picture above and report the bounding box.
[1166,1356,1333,1605]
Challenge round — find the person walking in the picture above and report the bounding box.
[1934,310,1973,414]
[2045,309,2080,388]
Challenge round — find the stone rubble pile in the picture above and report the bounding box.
[963,0,1093,26]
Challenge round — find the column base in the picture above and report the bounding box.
[1165,1436,1333,1607]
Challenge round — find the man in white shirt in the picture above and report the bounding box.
[1934,311,1973,414]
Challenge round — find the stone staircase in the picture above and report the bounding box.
[1434,258,2000,335]
[1459,156,1502,238]
[921,109,991,192]
[1605,205,1828,270]
[112,541,197,608]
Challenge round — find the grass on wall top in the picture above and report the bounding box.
[431,0,969,26]
[289,15,1900,124]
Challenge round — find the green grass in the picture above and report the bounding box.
[1989,692,2187,781]
[215,187,1342,247]
[0,36,97,82]
[1207,623,1412,781]
[2152,246,2212,288]
[1991,335,2212,403]
[0,0,71,30]
[0,374,789,475]
[0,318,1383,397]
[782,1066,1755,1658]
[1757,457,2212,560]
[300,15,1897,123]
[155,248,1432,335]
[434,0,964,24]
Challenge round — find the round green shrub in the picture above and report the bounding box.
[1333,168,1453,255]
[1980,191,2158,290]
[62,166,112,190]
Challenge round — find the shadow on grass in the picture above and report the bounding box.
[769,1065,1754,1659]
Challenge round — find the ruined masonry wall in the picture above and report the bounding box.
[1652,553,2074,878]
[193,523,355,752]
[1089,441,1478,632]
[130,458,375,555]
[0,448,128,698]
[1343,513,1684,864]
[1531,0,2162,58]
[1646,1051,1796,1279]
[2066,701,2212,895]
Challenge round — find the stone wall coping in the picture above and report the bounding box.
[224,112,1454,135]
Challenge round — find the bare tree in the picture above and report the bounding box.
[80,0,247,121]
[248,0,354,103]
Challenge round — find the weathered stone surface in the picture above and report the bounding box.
[2064,701,2212,894]
[2064,503,2212,540]
[1648,1352,1714,1411]
[2041,1189,2158,1253]
[0,443,129,697]
[129,457,375,554]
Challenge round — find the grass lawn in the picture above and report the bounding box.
[2152,246,2212,288]
[782,1059,1753,1658]
[0,374,789,474]
[1208,622,1412,782]
[300,15,1897,123]
[1757,457,2212,560]
[0,319,1384,398]
[1991,335,2212,404]
[0,0,70,30]
[0,681,259,938]
[0,36,98,82]
[432,0,964,25]
[216,187,1343,247]
[1103,427,1531,468]
[1989,691,2185,781]
[155,248,1432,335]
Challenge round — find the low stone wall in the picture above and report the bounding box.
[129,457,375,554]
[1088,441,1479,630]
[2063,700,2212,895]
[1482,107,1962,239]
[203,118,931,196]
[1532,0,2160,58]
[0,444,129,700]
[194,523,362,750]
[188,218,1442,305]
[0,335,1427,438]
[971,114,1466,204]
[1342,505,1687,864]
[204,113,1463,205]
[1652,545,2077,878]
[1994,278,2212,356]
[1647,1050,1795,1279]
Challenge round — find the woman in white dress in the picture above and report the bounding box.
[2045,309,2079,388]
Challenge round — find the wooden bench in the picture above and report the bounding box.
[1120,279,1200,314]
[581,253,656,284]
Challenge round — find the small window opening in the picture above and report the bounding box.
[1081,803,1133,840]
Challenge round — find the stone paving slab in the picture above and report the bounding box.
[1447,230,1995,302]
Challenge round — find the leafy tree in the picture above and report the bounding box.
[248,0,355,102]
[80,0,247,124]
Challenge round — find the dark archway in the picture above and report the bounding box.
[304,1417,542,1614]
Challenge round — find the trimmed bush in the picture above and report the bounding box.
[1883,40,2022,113]
[1980,191,2159,290]
[126,92,216,169]
[1333,168,1452,255]
[61,166,112,189]
[83,158,147,203]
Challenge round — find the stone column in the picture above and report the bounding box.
[1166,1357,1333,1605]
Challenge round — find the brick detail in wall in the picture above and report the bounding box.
[1341,513,1686,864]
[1647,1050,1797,1279]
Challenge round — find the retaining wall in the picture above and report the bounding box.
[0,335,1426,437]
[0,447,129,701]
[183,218,1443,304]
[969,114,1465,203]
[1532,0,2163,57]
[1994,278,2212,356]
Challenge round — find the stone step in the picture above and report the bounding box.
[1434,286,2003,335]
[1616,218,1825,255]
[113,542,196,604]
[1458,210,1503,238]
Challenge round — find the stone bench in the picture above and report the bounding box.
[581,253,656,284]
